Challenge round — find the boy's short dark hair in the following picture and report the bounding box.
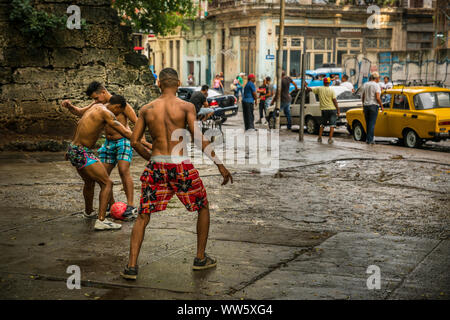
[265,76,271,82]
[109,95,126,108]
[201,85,209,91]
[85,81,105,97]
[159,68,179,89]
[342,74,349,80]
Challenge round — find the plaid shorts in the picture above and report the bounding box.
[138,158,208,215]
[98,138,133,165]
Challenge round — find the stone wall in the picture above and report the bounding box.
[0,0,160,139]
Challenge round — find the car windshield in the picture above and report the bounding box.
[414,92,450,110]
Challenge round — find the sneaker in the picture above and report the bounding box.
[120,265,138,280]
[328,138,334,144]
[94,218,122,231]
[82,211,97,220]
[317,137,322,143]
[122,205,138,221]
[255,119,262,124]
[192,253,217,271]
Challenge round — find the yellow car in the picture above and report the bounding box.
[346,86,450,148]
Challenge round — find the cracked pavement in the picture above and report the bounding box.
[0,114,449,300]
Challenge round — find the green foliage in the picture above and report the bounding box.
[9,0,67,42]
[112,0,198,36]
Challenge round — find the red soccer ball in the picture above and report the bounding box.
[110,202,127,220]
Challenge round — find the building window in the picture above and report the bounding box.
[290,50,301,77]
[283,38,287,46]
[338,39,348,48]
[336,38,362,66]
[365,38,378,48]
[314,38,325,50]
[379,38,391,49]
[351,39,361,48]
[291,38,301,47]
[407,32,432,50]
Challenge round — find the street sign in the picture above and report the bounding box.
[266,54,275,60]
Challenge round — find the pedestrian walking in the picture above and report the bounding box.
[306,77,340,144]
[187,73,194,86]
[242,74,257,131]
[270,71,298,130]
[219,72,224,93]
[213,74,224,94]
[361,72,384,145]
[236,73,245,100]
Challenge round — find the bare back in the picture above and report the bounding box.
[142,95,195,156]
[72,104,109,149]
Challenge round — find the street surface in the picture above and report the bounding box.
[0,112,449,300]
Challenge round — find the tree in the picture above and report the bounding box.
[112,0,198,36]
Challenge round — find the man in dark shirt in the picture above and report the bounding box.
[189,85,215,120]
[271,71,298,130]
[242,74,257,131]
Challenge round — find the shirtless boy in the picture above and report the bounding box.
[120,68,233,280]
[63,82,152,218]
[66,95,132,230]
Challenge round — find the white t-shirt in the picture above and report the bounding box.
[340,81,354,91]
[362,81,381,106]
[380,81,393,90]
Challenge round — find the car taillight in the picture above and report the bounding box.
[439,121,450,126]
[209,100,218,106]
[234,96,237,104]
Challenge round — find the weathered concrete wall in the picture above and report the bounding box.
[342,49,450,89]
[0,0,159,138]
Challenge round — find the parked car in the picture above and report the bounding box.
[346,86,450,148]
[266,86,361,133]
[274,67,344,93]
[177,87,238,124]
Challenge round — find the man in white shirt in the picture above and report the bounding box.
[361,72,384,145]
[340,74,354,93]
[380,76,393,90]
[380,76,393,105]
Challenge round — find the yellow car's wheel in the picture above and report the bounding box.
[352,121,366,142]
[403,129,422,148]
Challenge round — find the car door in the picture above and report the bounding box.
[386,94,411,138]
[373,94,392,137]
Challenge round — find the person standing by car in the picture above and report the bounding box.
[361,72,384,145]
[189,85,216,121]
[271,71,299,130]
[340,75,355,93]
[380,76,393,105]
[305,77,340,144]
[242,74,257,131]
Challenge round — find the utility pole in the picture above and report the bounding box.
[275,0,285,130]
[298,51,306,142]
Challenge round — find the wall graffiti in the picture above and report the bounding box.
[342,49,449,88]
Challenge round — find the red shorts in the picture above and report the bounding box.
[138,160,208,214]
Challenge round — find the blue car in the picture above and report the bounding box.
[276,67,344,92]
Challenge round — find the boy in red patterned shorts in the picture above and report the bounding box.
[121,68,233,280]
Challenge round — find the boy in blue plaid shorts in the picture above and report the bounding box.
[63,82,152,218]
